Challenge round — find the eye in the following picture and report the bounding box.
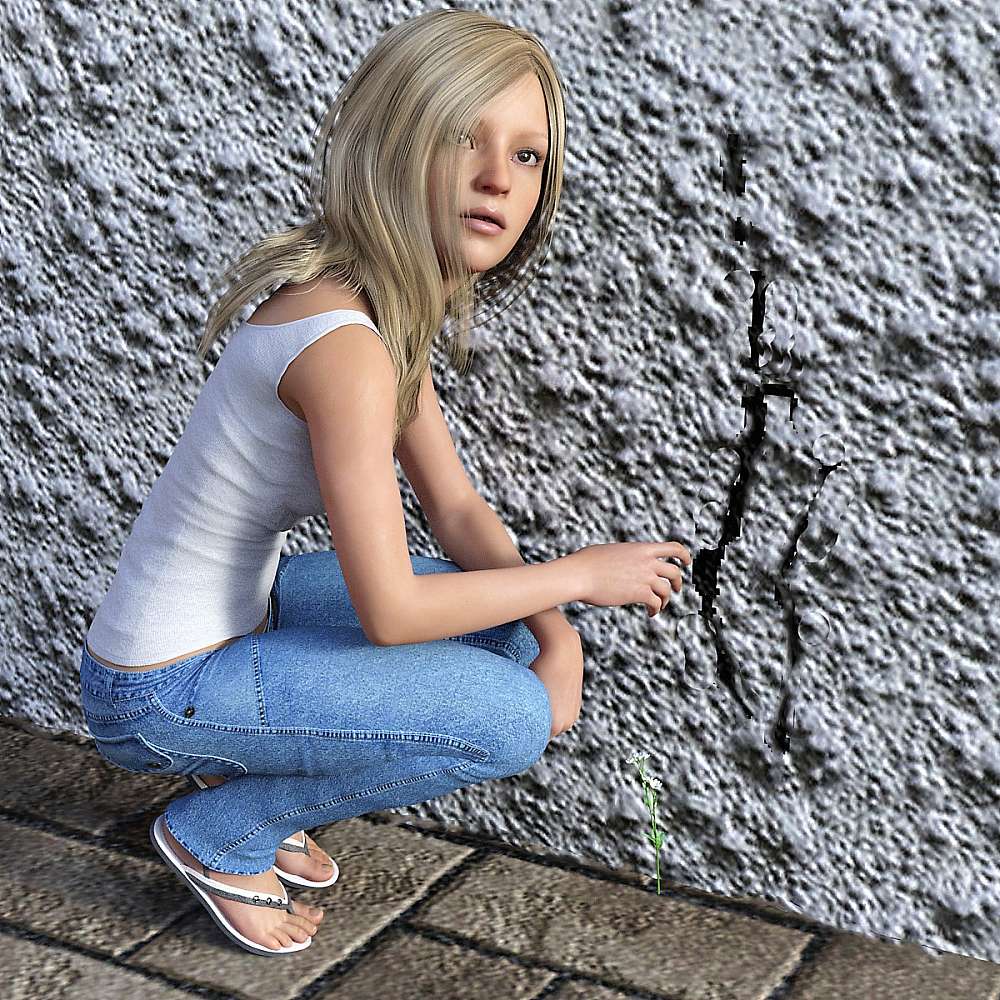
[455,133,546,168]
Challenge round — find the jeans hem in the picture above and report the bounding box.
[163,810,274,876]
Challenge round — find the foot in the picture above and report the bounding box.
[161,820,324,952]
[194,773,337,883]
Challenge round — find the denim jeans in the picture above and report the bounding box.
[78,551,549,875]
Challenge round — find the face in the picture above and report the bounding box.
[428,72,550,297]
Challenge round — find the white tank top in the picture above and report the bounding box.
[85,309,384,666]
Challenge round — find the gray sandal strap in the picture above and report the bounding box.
[187,862,296,914]
[278,832,310,856]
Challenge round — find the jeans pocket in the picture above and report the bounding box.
[92,732,175,774]
[91,728,249,779]
[81,687,155,728]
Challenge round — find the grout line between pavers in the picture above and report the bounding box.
[398,920,721,1000]
[8,722,986,995]
[760,934,837,1000]
[0,717,836,938]
[0,920,238,999]
[0,806,177,865]
[289,847,509,999]
[358,810,842,938]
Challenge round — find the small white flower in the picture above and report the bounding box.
[649,777,662,790]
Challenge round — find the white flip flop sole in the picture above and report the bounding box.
[149,813,312,957]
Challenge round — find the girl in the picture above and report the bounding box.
[78,8,687,958]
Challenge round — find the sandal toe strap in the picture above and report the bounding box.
[279,832,309,855]
[184,864,294,913]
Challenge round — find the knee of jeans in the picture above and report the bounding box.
[488,670,552,776]
[511,621,541,666]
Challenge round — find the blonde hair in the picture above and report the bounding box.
[197,8,567,449]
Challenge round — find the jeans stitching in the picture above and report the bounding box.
[182,647,222,710]
[163,811,271,876]
[251,632,268,727]
[146,690,487,754]
[83,697,156,726]
[445,633,520,660]
[141,736,249,776]
[214,756,482,867]
[92,731,173,772]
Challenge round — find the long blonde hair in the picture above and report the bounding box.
[197,9,567,450]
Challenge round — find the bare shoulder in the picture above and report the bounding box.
[248,276,376,327]
[254,277,379,422]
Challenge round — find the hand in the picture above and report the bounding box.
[530,635,584,741]
[563,541,692,617]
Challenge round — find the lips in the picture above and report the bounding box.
[462,216,502,235]
[462,206,505,229]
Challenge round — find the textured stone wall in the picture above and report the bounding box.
[3,0,999,963]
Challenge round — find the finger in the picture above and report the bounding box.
[655,541,692,565]
[654,562,683,591]
[648,581,671,615]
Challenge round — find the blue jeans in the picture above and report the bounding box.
[78,551,549,875]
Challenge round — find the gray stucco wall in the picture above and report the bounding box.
[4,0,999,965]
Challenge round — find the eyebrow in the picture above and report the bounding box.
[474,119,549,144]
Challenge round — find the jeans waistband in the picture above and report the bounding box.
[80,594,275,701]
[79,642,216,701]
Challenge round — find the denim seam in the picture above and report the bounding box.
[251,632,268,727]
[162,811,264,877]
[170,648,218,712]
[92,731,173,771]
[147,690,486,755]
[214,756,482,867]
[445,633,520,661]
[83,698,156,725]
[139,735,249,775]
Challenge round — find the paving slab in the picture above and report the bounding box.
[3,931,193,1000]
[7,716,1000,1000]
[124,818,475,998]
[783,932,1000,999]
[407,851,812,997]
[306,926,556,998]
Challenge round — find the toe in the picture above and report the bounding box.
[308,837,333,867]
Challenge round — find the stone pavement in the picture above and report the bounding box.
[3,713,1000,1000]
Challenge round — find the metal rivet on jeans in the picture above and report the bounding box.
[149,762,164,768]
[184,705,195,718]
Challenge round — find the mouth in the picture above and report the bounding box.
[461,214,504,235]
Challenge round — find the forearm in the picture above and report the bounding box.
[426,496,579,646]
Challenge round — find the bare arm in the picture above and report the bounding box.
[291,325,582,646]
[393,367,579,647]
[386,558,583,646]
[424,496,580,647]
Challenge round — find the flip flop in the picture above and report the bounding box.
[186,774,340,889]
[149,813,312,956]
